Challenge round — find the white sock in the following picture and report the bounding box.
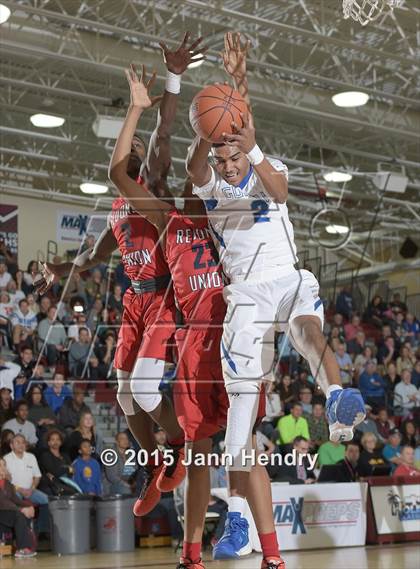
[327,384,343,398]
[228,496,247,515]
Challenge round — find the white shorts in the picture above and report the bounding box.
[221,267,324,387]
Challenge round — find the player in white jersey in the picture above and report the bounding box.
[186,32,366,562]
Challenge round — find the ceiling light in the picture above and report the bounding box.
[188,53,204,69]
[0,4,11,24]
[80,182,108,194]
[332,91,369,108]
[30,113,65,128]
[325,224,350,235]
[323,171,353,183]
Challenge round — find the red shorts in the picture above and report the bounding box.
[114,287,176,373]
[173,326,266,442]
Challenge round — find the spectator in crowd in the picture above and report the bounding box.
[7,278,25,307]
[318,439,345,466]
[328,326,343,352]
[393,369,419,417]
[68,327,92,376]
[334,343,353,387]
[347,331,366,358]
[331,313,346,341]
[22,260,38,294]
[355,405,384,443]
[389,292,407,316]
[0,352,20,394]
[0,291,14,321]
[85,269,106,304]
[27,363,48,392]
[396,345,416,375]
[319,442,360,483]
[276,374,297,412]
[307,402,329,450]
[274,436,316,484]
[298,387,313,415]
[365,295,387,328]
[38,430,76,496]
[0,261,12,291]
[382,428,403,473]
[375,408,395,441]
[37,306,67,367]
[393,445,420,477]
[94,331,117,377]
[383,361,400,403]
[403,313,420,347]
[4,435,48,507]
[353,345,375,378]
[0,429,14,455]
[0,457,36,558]
[72,439,102,496]
[2,400,37,447]
[359,360,386,411]
[103,431,137,495]
[358,432,387,477]
[64,411,102,462]
[67,310,91,342]
[25,294,38,316]
[392,312,406,345]
[261,382,282,440]
[277,402,309,445]
[14,370,30,402]
[0,387,14,426]
[13,346,35,382]
[335,287,353,320]
[377,336,396,367]
[58,384,91,432]
[11,300,37,351]
[86,299,105,334]
[344,314,363,342]
[412,359,420,388]
[36,296,51,324]
[44,373,72,414]
[26,385,56,432]
[107,284,123,314]
[400,420,418,448]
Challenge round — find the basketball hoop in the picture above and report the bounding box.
[343,0,403,26]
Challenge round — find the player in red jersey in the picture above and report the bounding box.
[108,40,285,569]
[34,33,210,519]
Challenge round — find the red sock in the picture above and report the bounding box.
[182,541,201,562]
[259,532,280,559]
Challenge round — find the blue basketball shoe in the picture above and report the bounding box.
[326,387,366,442]
[212,512,252,560]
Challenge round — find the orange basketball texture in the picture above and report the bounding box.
[189,84,248,143]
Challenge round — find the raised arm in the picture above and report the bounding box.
[108,64,171,231]
[34,226,117,295]
[145,32,206,195]
[185,135,212,188]
[222,32,288,203]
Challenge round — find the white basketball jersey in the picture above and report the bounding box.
[192,158,297,280]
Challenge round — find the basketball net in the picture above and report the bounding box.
[342,0,403,26]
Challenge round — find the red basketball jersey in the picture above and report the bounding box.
[108,197,169,281]
[165,209,226,323]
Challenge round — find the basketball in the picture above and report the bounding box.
[189,83,248,143]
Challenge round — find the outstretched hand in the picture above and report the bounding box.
[33,262,60,295]
[222,112,256,154]
[159,31,207,75]
[222,31,250,79]
[125,64,162,110]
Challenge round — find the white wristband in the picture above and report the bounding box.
[246,144,264,166]
[165,70,181,94]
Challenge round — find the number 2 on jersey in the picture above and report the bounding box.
[192,242,218,270]
[251,199,270,223]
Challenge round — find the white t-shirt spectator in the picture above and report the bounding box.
[0,298,15,319]
[0,272,12,290]
[11,308,38,330]
[0,361,21,395]
[2,418,38,445]
[394,382,420,411]
[4,451,42,489]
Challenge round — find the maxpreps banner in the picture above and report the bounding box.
[271,482,368,550]
[371,483,420,535]
[56,211,107,243]
[0,204,18,258]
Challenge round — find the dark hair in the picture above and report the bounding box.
[46,429,64,444]
[14,399,29,412]
[293,436,308,445]
[0,429,14,455]
[78,327,89,335]
[26,384,48,408]
[18,298,29,307]
[27,260,38,273]
[79,438,92,451]
[292,402,303,408]
[20,345,32,353]
[344,441,360,449]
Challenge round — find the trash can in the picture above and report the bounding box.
[48,496,92,555]
[95,495,136,552]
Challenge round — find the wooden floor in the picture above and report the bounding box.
[0,544,418,569]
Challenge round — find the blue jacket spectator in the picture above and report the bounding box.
[382,428,402,473]
[72,439,102,495]
[359,361,386,410]
[44,373,72,413]
[335,287,353,320]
